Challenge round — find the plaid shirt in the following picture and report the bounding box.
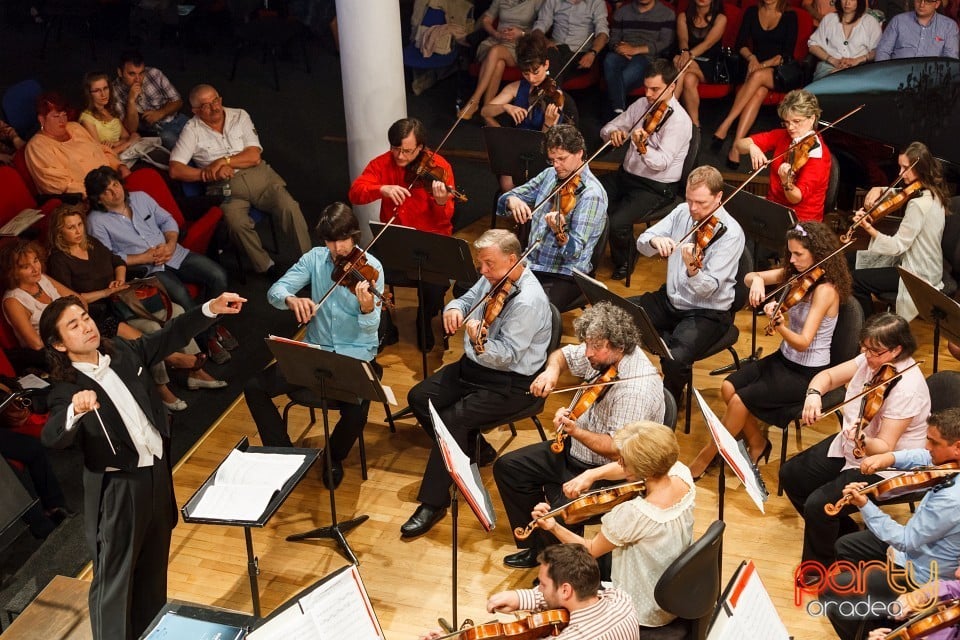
[496,165,607,276]
[112,67,182,124]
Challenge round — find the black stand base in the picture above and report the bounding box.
[243,527,262,617]
[711,348,761,376]
[286,514,370,565]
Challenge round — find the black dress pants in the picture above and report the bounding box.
[601,169,677,269]
[852,266,899,321]
[533,271,583,311]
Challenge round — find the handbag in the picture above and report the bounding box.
[774,58,803,91]
[119,136,170,170]
[111,276,174,327]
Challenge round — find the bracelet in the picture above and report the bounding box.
[224,155,231,166]
[806,388,822,396]
[681,48,690,52]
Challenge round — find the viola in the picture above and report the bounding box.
[404,150,468,203]
[782,135,818,192]
[634,99,672,155]
[885,597,960,640]
[764,266,825,336]
[514,480,647,540]
[691,214,725,270]
[548,174,581,246]
[430,609,569,640]
[330,246,394,310]
[474,279,515,354]
[526,76,565,119]
[850,363,900,458]
[840,180,922,243]
[824,463,960,515]
[551,364,618,453]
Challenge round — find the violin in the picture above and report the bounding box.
[823,463,960,515]
[691,214,725,270]
[634,99,673,155]
[330,247,394,310]
[548,174,581,246]
[474,279,515,354]
[551,364,618,453]
[885,597,960,640]
[850,363,901,459]
[514,480,647,540]
[840,180,922,243]
[526,76,565,119]
[431,609,570,640]
[764,267,825,336]
[782,135,818,192]
[405,150,468,203]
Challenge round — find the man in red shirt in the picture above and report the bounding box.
[349,118,456,351]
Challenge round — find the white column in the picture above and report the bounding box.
[336,0,407,241]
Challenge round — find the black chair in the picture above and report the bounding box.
[824,155,840,216]
[643,520,726,640]
[559,220,610,313]
[662,388,678,431]
[770,298,864,495]
[625,125,701,288]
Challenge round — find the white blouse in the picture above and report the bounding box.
[808,12,882,79]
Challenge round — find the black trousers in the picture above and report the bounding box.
[779,435,881,566]
[628,286,732,402]
[409,357,538,508]
[0,428,67,537]
[493,441,595,552]
[601,168,678,268]
[244,361,376,460]
[533,271,582,311]
[88,462,174,640]
[380,270,449,346]
[823,530,900,640]
[852,266,899,321]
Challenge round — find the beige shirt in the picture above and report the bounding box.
[24,122,120,195]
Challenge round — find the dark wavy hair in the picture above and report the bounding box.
[685,0,725,30]
[315,202,360,244]
[902,141,951,208]
[39,295,114,383]
[516,31,550,71]
[84,165,127,212]
[781,222,852,302]
[536,544,600,600]
[859,312,917,362]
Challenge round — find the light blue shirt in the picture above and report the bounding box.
[636,203,745,311]
[267,247,382,362]
[446,267,551,375]
[533,0,610,48]
[87,191,190,272]
[874,11,959,61]
[859,448,960,583]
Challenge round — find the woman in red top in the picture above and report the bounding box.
[732,89,831,223]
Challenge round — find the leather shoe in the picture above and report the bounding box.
[215,325,239,351]
[206,337,231,365]
[401,504,447,538]
[503,548,539,569]
[321,454,344,491]
[474,436,497,467]
[611,265,629,281]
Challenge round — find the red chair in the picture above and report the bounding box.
[760,8,813,106]
[0,166,62,241]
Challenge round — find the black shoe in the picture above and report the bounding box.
[321,453,344,491]
[415,318,436,352]
[504,548,539,569]
[611,265,629,281]
[400,504,447,538]
[726,157,740,171]
[46,506,77,526]
[710,134,727,151]
[378,327,399,353]
[475,436,497,467]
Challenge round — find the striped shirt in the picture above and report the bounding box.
[515,587,640,640]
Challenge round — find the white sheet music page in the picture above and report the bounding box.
[694,389,766,512]
[190,450,305,521]
[708,561,790,640]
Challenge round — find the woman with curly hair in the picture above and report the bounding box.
[687,221,851,479]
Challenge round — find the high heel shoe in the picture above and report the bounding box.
[458,100,477,120]
[725,156,741,171]
[752,439,772,465]
[710,133,727,151]
[692,454,721,482]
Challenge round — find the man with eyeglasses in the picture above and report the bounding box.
[112,49,189,150]
[348,118,455,351]
[170,84,311,280]
[875,0,959,61]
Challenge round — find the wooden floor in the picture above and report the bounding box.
[81,217,950,639]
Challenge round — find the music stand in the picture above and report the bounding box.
[719,187,797,373]
[572,268,673,360]
[482,127,547,227]
[0,455,38,545]
[369,222,479,379]
[265,337,391,565]
[898,266,960,372]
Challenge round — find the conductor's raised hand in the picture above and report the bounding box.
[72,390,100,415]
[286,296,317,325]
[443,308,464,335]
[209,292,246,315]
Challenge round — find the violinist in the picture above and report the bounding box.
[498,125,607,310]
[347,118,454,352]
[599,60,692,280]
[627,165,745,408]
[243,203,383,490]
[420,543,640,640]
[782,313,930,586]
[401,230,552,539]
[822,408,960,640]
[687,222,851,480]
[851,141,949,323]
[530,422,694,630]
[733,89,831,222]
[869,565,960,640]
[494,303,664,569]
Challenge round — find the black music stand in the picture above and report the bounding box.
[482,127,547,227]
[0,455,38,546]
[718,187,797,374]
[181,436,318,617]
[265,337,390,565]
[572,268,673,360]
[368,222,479,379]
[898,266,960,372]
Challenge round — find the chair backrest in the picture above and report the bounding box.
[731,244,753,312]
[589,221,610,277]
[927,371,960,413]
[11,148,37,197]
[663,388,678,430]
[791,8,814,61]
[681,125,701,185]
[0,166,38,227]
[124,167,188,228]
[721,3,743,49]
[548,303,562,353]
[823,154,839,215]
[2,78,42,140]
[829,298,863,366]
[655,520,725,635]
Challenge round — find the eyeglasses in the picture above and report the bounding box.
[195,96,222,112]
[390,145,421,157]
[917,0,940,5]
[860,343,891,357]
[781,116,813,128]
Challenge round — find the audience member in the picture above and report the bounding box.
[604,0,677,115]
[874,0,959,60]
[0,119,25,166]
[808,0,881,79]
[802,0,836,25]
[170,84,311,278]
[532,0,610,72]
[673,0,727,127]
[79,72,140,157]
[112,49,189,149]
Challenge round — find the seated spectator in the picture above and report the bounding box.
[45,203,226,394]
[80,72,140,157]
[82,166,237,364]
[673,0,727,127]
[460,0,545,120]
[802,0,836,25]
[603,0,677,116]
[808,0,881,80]
[874,0,959,60]
[711,0,799,169]
[112,49,190,150]
[0,119,25,166]
[531,0,610,74]
[24,92,129,196]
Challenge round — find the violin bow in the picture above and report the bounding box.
[529,372,659,396]
[760,239,857,305]
[525,32,595,113]
[840,157,920,242]
[809,360,924,424]
[458,239,542,323]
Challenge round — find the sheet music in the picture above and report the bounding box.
[190,450,305,521]
[708,561,790,640]
[0,208,43,236]
[17,374,48,389]
[694,389,767,512]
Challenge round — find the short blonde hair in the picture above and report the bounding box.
[778,89,821,122]
[474,229,521,258]
[614,421,678,479]
[687,165,724,195]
